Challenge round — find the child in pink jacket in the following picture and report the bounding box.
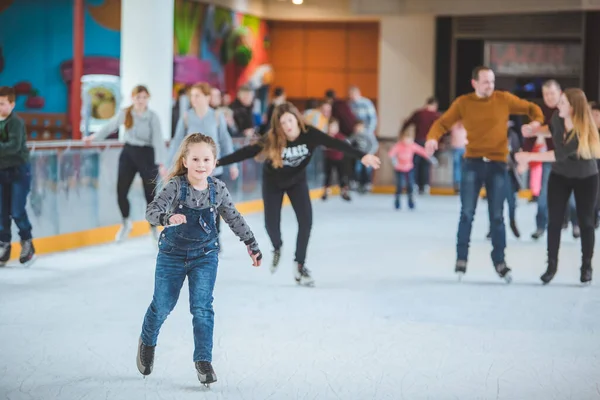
[388,130,436,210]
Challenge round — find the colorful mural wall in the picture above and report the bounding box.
[0,0,271,114]
[173,0,272,101]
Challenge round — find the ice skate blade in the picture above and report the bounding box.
[21,256,37,268]
[502,272,513,284]
[456,271,465,282]
[295,279,315,287]
[581,281,592,287]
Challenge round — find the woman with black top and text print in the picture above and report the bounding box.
[517,88,600,285]
[85,85,167,242]
[218,102,380,286]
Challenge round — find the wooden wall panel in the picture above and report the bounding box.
[268,21,380,103]
[347,27,379,71]
[269,28,306,69]
[305,29,348,69]
[347,72,378,98]
[273,70,306,98]
[305,71,347,98]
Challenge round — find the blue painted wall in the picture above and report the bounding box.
[0,0,120,113]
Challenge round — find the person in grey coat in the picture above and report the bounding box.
[85,85,167,242]
[169,83,239,244]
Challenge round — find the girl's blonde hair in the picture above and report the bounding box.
[259,102,307,168]
[563,88,600,159]
[165,133,217,182]
[125,85,149,130]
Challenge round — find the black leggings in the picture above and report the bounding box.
[323,158,348,188]
[547,172,598,263]
[263,178,312,265]
[117,144,158,219]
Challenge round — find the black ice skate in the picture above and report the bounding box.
[580,260,593,285]
[510,219,520,239]
[531,229,544,240]
[540,259,558,285]
[195,361,217,388]
[0,242,10,267]
[494,262,512,283]
[455,260,467,281]
[136,338,156,376]
[295,263,314,287]
[271,248,282,273]
[19,239,35,267]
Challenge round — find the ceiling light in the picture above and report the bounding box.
[292,0,303,4]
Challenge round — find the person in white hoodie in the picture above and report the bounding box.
[84,85,167,242]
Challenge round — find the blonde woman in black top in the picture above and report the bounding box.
[518,88,600,285]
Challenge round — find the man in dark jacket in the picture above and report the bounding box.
[0,86,35,266]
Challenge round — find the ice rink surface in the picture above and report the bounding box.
[1,194,599,400]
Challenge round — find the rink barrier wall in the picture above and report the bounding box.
[7,186,340,260]
[8,138,533,260]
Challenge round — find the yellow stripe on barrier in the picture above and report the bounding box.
[8,184,531,260]
[8,186,340,260]
[371,185,533,199]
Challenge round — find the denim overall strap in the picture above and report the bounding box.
[179,176,188,203]
[207,177,216,207]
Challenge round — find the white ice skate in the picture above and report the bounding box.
[115,219,133,243]
[294,263,314,287]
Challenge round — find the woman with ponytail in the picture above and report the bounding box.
[218,102,380,286]
[85,85,167,242]
[518,88,600,285]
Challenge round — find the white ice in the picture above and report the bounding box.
[1,194,600,400]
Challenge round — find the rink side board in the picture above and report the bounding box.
[7,186,341,260]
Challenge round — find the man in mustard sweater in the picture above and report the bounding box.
[425,66,544,282]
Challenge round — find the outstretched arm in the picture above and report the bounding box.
[218,143,262,166]
[311,127,366,159]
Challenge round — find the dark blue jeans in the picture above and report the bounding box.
[452,148,466,187]
[414,139,430,191]
[457,158,507,265]
[141,239,219,362]
[395,170,415,196]
[0,163,33,242]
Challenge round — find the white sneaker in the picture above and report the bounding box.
[115,219,133,242]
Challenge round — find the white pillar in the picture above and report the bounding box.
[120,0,174,140]
[378,15,435,139]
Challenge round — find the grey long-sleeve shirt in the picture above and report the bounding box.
[169,108,234,176]
[146,176,258,249]
[92,108,167,165]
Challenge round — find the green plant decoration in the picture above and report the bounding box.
[213,7,232,34]
[174,0,204,55]
[221,25,249,65]
[234,45,252,67]
[242,15,260,35]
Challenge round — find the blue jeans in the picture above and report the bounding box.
[141,176,220,362]
[0,163,33,242]
[395,170,415,196]
[457,158,508,265]
[506,177,517,221]
[452,148,466,187]
[141,240,219,362]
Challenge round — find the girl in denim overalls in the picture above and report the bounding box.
[137,133,262,387]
